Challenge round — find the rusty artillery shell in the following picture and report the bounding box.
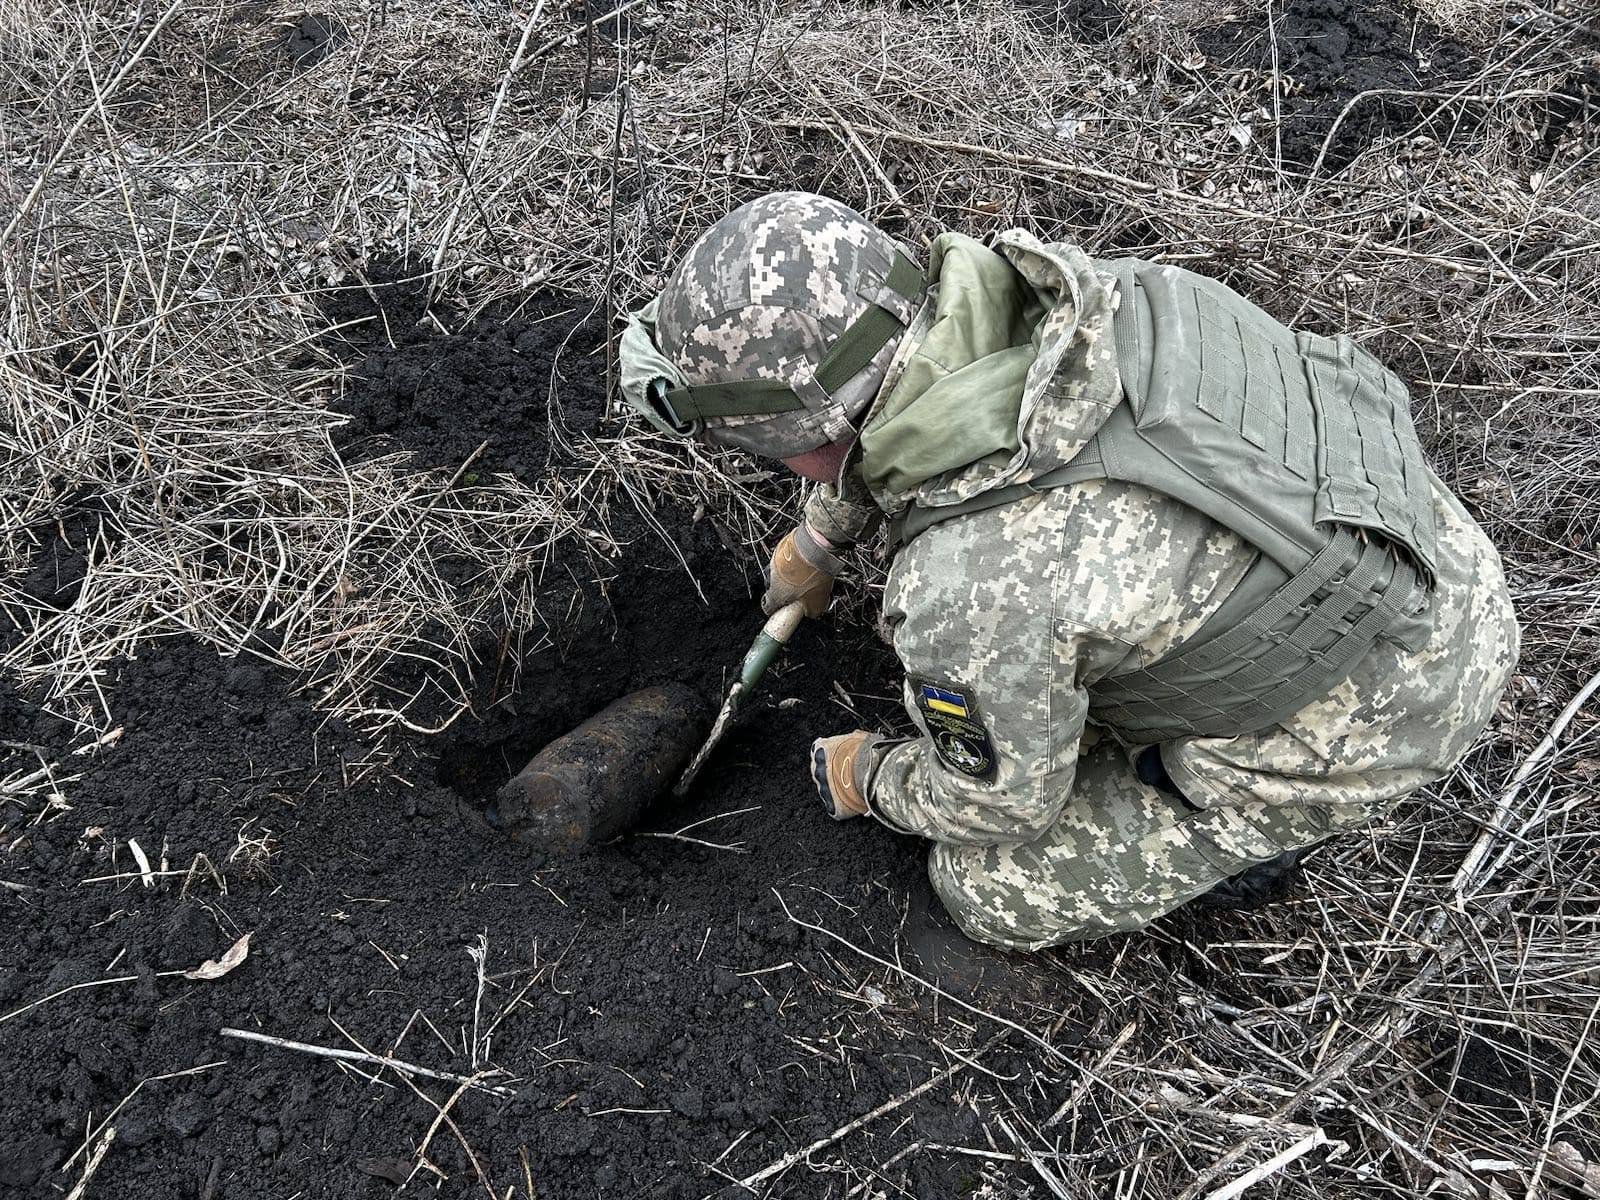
[488,683,710,854]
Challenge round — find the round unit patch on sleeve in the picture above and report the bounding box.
[912,678,997,781]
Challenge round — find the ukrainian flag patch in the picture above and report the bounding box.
[912,678,995,781]
[919,683,969,718]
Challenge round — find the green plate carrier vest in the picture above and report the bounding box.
[895,258,1441,746]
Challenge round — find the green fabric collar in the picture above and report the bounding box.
[857,233,1047,500]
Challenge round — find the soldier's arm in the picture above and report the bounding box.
[860,637,1100,848]
[802,470,881,548]
[855,484,1176,849]
[762,472,881,618]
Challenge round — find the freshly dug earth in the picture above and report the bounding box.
[0,607,942,1199]
[0,291,1103,1199]
[327,272,607,480]
[1195,0,1474,169]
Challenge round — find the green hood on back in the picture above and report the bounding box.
[855,230,1123,515]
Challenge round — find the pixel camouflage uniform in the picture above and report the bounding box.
[623,193,1520,949]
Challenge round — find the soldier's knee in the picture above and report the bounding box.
[926,862,1041,949]
[927,845,1157,949]
[934,844,1216,947]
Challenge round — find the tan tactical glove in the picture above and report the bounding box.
[762,523,844,618]
[810,731,874,820]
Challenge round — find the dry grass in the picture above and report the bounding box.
[0,0,786,734]
[3,0,1599,1194]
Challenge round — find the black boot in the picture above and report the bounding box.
[1193,847,1311,910]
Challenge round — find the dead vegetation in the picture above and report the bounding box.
[3,0,1599,1195]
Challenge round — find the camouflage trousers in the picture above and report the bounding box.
[872,480,1519,950]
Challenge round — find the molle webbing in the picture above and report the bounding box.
[1093,258,1440,589]
[1087,259,1437,742]
[889,254,1439,744]
[1087,529,1422,743]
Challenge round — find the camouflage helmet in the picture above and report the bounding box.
[619,192,924,459]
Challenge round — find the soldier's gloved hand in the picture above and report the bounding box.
[810,731,873,820]
[762,523,844,618]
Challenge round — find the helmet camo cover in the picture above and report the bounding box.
[620,192,922,459]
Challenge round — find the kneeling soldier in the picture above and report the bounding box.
[620,192,1519,950]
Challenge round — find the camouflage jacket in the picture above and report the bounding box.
[809,232,1517,850]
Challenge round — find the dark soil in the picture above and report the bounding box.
[0,294,1083,1199]
[1541,64,1599,158]
[2,499,121,661]
[9,506,113,619]
[1014,0,1124,42]
[329,302,607,481]
[282,14,346,70]
[0,606,950,1198]
[896,0,1123,41]
[1195,0,1476,169]
[1422,1026,1559,1114]
[320,258,607,482]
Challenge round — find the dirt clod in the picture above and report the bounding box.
[1196,0,1474,168]
[282,14,345,68]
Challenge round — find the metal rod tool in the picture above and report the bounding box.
[674,601,807,796]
